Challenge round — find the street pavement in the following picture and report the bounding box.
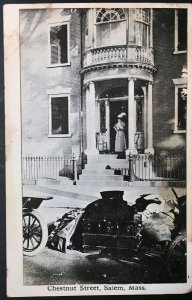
[23,247,167,285]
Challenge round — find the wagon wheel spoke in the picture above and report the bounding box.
[30,217,37,230]
[31,235,41,244]
[23,237,28,244]
[32,224,41,231]
[29,237,35,249]
[23,216,27,227]
[31,230,42,237]
[26,236,30,249]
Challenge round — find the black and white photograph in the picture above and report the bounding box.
[4,3,192,297]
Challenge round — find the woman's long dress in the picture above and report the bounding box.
[114,121,126,152]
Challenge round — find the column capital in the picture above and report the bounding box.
[105,99,109,106]
[128,77,136,81]
[148,81,154,86]
[83,83,89,91]
[89,81,95,86]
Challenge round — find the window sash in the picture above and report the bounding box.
[49,95,70,136]
[135,21,149,47]
[96,19,126,47]
[174,9,187,53]
[49,23,69,66]
[174,85,187,132]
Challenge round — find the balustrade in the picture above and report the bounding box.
[83,46,154,67]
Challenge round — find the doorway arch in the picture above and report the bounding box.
[97,86,144,153]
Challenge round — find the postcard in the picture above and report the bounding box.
[4,2,192,297]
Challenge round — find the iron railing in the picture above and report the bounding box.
[22,155,78,182]
[113,153,186,181]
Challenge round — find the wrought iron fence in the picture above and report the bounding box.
[22,155,78,182]
[114,154,186,181]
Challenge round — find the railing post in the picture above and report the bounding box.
[72,154,77,184]
[128,153,134,182]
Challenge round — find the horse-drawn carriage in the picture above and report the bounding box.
[23,189,186,282]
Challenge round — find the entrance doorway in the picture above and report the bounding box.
[109,100,128,153]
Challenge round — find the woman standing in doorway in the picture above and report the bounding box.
[114,113,126,156]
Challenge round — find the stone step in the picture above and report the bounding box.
[87,158,128,164]
[82,169,115,175]
[76,180,128,187]
[96,154,118,159]
[79,174,124,181]
[85,163,128,169]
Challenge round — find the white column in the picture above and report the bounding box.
[126,78,137,155]
[85,81,99,157]
[142,86,147,149]
[95,100,100,133]
[145,82,154,154]
[85,86,91,150]
[105,100,110,150]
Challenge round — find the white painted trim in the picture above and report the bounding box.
[84,74,153,84]
[48,93,71,137]
[173,130,186,134]
[172,78,188,85]
[173,83,187,132]
[150,9,153,48]
[47,21,70,66]
[47,62,71,68]
[173,50,187,55]
[48,134,72,138]
[174,9,178,53]
[47,87,72,95]
[48,15,71,24]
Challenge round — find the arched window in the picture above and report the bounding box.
[96,8,126,23]
[134,8,150,47]
[95,8,126,47]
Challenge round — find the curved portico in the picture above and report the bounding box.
[82,8,157,158]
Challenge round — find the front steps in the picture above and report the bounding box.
[77,154,129,187]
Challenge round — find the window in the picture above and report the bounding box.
[135,9,150,47]
[49,95,70,136]
[96,8,126,23]
[174,9,187,53]
[49,23,69,66]
[95,8,126,47]
[174,85,187,132]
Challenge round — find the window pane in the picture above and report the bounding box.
[178,88,187,130]
[135,22,148,47]
[50,25,68,64]
[51,97,69,134]
[96,21,126,47]
[178,9,187,51]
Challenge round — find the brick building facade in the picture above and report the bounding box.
[20,8,187,159]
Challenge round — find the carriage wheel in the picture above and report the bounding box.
[164,231,186,282]
[23,211,48,256]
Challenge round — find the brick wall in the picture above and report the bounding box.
[153,9,186,154]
